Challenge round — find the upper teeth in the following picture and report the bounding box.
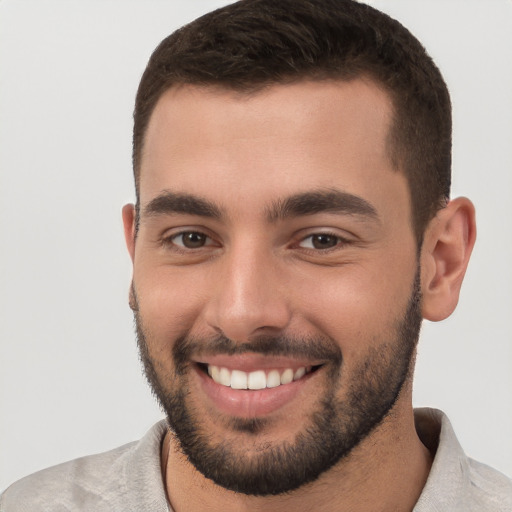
[207,365,310,390]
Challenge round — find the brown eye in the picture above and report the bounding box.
[311,234,339,249]
[299,233,342,250]
[174,232,208,249]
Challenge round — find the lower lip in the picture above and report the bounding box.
[195,366,315,418]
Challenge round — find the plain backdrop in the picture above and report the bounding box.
[1,0,511,492]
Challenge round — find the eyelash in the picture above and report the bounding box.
[296,232,350,251]
[161,229,350,253]
[161,231,217,251]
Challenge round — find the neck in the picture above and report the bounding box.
[163,399,432,512]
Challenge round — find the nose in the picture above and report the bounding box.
[203,242,292,342]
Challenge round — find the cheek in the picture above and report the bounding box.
[293,260,416,356]
[133,265,206,349]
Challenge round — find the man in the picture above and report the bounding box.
[1,0,511,510]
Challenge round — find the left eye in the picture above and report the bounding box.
[170,231,212,249]
[299,233,343,250]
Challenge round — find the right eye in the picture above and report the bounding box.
[167,231,214,249]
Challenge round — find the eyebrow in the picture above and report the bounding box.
[143,191,223,219]
[142,188,379,224]
[266,189,379,222]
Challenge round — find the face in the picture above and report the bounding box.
[125,80,422,495]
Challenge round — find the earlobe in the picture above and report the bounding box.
[122,203,136,263]
[420,197,476,322]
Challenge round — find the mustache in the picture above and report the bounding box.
[172,333,343,375]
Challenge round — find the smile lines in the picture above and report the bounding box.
[206,365,314,390]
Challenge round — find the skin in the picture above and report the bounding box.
[123,79,476,511]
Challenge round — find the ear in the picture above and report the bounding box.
[122,203,136,263]
[420,197,476,321]
[122,204,139,311]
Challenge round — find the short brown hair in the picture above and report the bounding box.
[133,0,451,242]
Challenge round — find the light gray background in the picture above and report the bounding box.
[1,0,511,492]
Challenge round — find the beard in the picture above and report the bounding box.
[133,268,422,496]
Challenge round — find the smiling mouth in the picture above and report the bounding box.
[198,363,321,390]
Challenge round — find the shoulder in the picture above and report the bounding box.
[465,457,512,511]
[414,408,512,511]
[1,442,136,511]
[0,421,169,512]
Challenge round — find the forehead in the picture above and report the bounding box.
[139,80,406,219]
